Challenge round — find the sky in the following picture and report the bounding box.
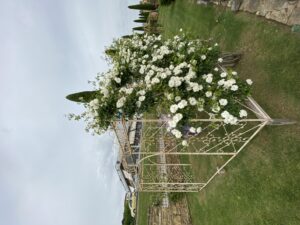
[0,0,138,224]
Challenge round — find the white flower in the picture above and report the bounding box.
[151,77,160,85]
[139,96,146,102]
[218,58,223,63]
[188,97,197,106]
[221,111,230,118]
[173,113,183,123]
[161,73,167,79]
[220,72,227,78]
[246,79,253,85]
[196,127,202,133]
[178,100,188,109]
[231,85,239,91]
[172,129,182,139]
[205,91,212,98]
[182,140,188,146]
[212,104,220,113]
[116,97,126,108]
[214,43,219,47]
[139,67,145,74]
[232,71,237,76]
[239,109,248,118]
[114,77,121,83]
[218,79,225,86]
[221,111,238,125]
[170,104,178,113]
[125,88,133,95]
[168,120,177,128]
[223,79,236,89]
[189,127,196,133]
[206,76,213,83]
[219,99,228,106]
[192,84,203,92]
[138,90,146,96]
[136,101,141,108]
[179,28,183,32]
[175,96,181,102]
[201,55,206,60]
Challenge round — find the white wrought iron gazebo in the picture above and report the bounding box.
[112,94,295,193]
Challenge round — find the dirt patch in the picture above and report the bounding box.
[148,197,192,225]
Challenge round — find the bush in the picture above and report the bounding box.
[134,19,147,23]
[160,0,175,6]
[66,91,97,103]
[139,11,150,17]
[67,32,253,137]
[122,203,135,225]
[169,192,185,203]
[128,4,157,10]
[132,26,145,31]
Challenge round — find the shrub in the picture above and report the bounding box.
[122,203,135,225]
[67,32,253,140]
[66,91,97,103]
[134,19,147,23]
[160,0,175,6]
[169,192,185,203]
[132,26,145,31]
[128,4,157,11]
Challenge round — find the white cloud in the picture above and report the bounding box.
[0,0,139,224]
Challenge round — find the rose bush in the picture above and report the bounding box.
[67,31,253,141]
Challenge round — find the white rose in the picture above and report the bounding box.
[231,85,238,91]
[246,79,253,85]
[188,97,197,106]
[170,104,178,114]
[219,99,228,106]
[175,96,181,102]
[239,109,248,118]
[196,127,202,133]
[139,96,146,102]
[205,91,212,98]
[220,72,227,78]
[189,127,196,133]
[206,76,213,83]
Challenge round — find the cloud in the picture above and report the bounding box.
[0,0,139,224]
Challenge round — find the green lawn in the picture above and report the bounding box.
[157,1,300,224]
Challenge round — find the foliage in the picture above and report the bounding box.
[169,192,185,202]
[122,202,135,225]
[133,26,145,31]
[134,19,148,23]
[128,4,157,11]
[159,1,300,224]
[122,35,134,39]
[140,11,150,17]
[160,0,175,6]
[67,32,252,142]
[66,91,97,103]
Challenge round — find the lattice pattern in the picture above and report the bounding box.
[113,97,271,192]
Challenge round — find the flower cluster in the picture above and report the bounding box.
[68,31,253,140]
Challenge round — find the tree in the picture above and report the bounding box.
[134,19,147,23]
[132,26,145,31]
[128,4,157,10]
[66,91,97,103]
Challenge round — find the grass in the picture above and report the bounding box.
[156,1,300,224]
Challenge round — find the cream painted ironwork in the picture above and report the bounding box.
[112,95,278,193]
